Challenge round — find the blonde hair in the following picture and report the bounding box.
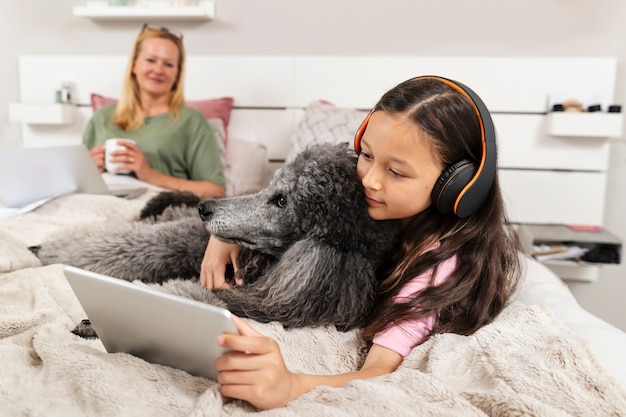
[113,25,186,131]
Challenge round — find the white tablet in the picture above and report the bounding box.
[63,266,238,380]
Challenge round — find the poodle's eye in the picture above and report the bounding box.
[273,195,288,208]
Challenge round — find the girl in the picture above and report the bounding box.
[202,76,523,410]
[83,24,226,199]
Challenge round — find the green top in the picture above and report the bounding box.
[83,105,225,188]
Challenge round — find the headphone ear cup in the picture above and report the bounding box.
[353,112,371,154]
[431,160,477,215]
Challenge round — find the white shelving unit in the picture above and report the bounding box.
[528,101,624,281]
[547,112,623,138]
[517,224,622,283]
[9,103,75,125]
[72,1,215,21]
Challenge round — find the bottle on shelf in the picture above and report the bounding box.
[55,81,72,104]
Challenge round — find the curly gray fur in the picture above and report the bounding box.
[33,143,399,331]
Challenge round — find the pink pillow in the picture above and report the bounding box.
[90,93,117,111]
[90,93,235,140]
[187,97,234,132]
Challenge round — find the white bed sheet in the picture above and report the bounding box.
[0,190,625,415]
[0,138,625,414]
[516,258,626,388]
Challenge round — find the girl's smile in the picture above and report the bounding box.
[365,195,383,206]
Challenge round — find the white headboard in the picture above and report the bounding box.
[14,55,621,231]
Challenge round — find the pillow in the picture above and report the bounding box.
[187,97,234,136]
[90,93,117,111]
[89,93,235,141]
[286,100,369,162]
[223,136,272,197]
[207,118,227,168]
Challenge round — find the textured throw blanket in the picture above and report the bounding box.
[1,193,625,416]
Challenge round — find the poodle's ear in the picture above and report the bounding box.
[235,248,277,285]
[238,238,378,330]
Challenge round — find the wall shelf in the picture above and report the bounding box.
[547,112,623,138]
[9,103,75,125]
[72,1,214,21]
[517,224,622,282]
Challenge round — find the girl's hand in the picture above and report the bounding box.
[89,144,106,172]
[215,316,299,410]
[200,236,240,289]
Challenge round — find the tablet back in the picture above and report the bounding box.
[63,266,238,380]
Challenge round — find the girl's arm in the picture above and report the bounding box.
[200,236,240,289]
[215,316,403,410]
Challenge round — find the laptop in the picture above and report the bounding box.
[64,266,239,380]
[0,145,146,209]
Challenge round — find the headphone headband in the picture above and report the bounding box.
[353,76,497,217]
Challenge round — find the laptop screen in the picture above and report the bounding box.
[0,145,110,208]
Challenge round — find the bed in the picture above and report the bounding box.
[2,55,626,415]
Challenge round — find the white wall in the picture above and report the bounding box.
[1,0,625,330]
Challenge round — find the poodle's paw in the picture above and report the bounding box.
[139,191,201,221]
[31,241,67,265]
[153,205,198,222]
[71,319,98,339]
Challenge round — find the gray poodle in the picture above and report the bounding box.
[32,143,398,331]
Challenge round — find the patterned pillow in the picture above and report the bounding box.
[224,136,271,197]
[287,100,368,162]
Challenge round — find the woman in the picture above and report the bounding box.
[83,24,225,199]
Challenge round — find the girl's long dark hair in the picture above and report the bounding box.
[360,78,523,343]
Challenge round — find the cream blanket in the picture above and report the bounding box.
[1,193,625,416]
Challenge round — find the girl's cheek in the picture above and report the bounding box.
[356,160,367,181]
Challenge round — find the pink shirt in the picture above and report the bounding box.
[372,253,457,357]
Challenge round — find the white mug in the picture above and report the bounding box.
[105,138,136,175]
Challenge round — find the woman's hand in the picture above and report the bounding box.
[200,236,240,289]
[106,142,225,198]
[89,144,106,172]
[215,317,300,410]
[109,141,153,179]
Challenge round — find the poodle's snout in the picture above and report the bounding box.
[198,201,213,221]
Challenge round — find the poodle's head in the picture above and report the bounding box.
[199,142,398,259]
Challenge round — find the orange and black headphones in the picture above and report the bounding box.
[353,76,497,218]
